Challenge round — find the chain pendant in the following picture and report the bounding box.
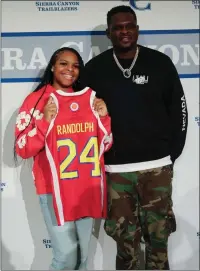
[123,69,132,78]
[113,47,139,79]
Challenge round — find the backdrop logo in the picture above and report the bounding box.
[43,239,51,248]
[1,31,199,81]
[192,0,200,9]
[129,0,151,10]
[0,181,6,192]
[194,116,200,127]
[35,1,79,12]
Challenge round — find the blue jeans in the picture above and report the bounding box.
[39,194,93,270]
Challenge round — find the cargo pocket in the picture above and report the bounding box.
[104,219,118,238]
[165,164,176,234]
[166,210,177,234]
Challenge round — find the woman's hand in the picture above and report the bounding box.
[93,98,108,117]
[44,97,57,122]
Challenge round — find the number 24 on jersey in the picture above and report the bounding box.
[57,136,100,180]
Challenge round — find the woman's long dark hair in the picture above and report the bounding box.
[14,47,86,163]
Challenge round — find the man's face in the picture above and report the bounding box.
[107,12,139,51]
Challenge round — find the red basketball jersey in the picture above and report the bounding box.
[45,87,112,226]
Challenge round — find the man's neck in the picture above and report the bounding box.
[113,45,138,59]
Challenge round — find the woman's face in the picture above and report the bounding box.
[52,50,80,91]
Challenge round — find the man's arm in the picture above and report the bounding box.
[164,57,188,163]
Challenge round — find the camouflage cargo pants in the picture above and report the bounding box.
[104,165,176,270]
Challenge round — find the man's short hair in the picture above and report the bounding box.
[107,5,137,26]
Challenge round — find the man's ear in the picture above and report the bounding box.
[106,28,110,40]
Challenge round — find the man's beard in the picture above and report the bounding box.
[114,43,136,53]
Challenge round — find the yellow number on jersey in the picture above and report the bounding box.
[57,139,78,179]
[80,137,100,177]
[57,137,100,180]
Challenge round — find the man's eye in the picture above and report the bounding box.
[127,24,137,30]
[113,26,120,31]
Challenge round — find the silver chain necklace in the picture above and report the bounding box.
[113,47,139,78]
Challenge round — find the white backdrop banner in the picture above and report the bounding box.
[1,1,199,270]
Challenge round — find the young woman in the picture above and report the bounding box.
[14,47,112,270]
